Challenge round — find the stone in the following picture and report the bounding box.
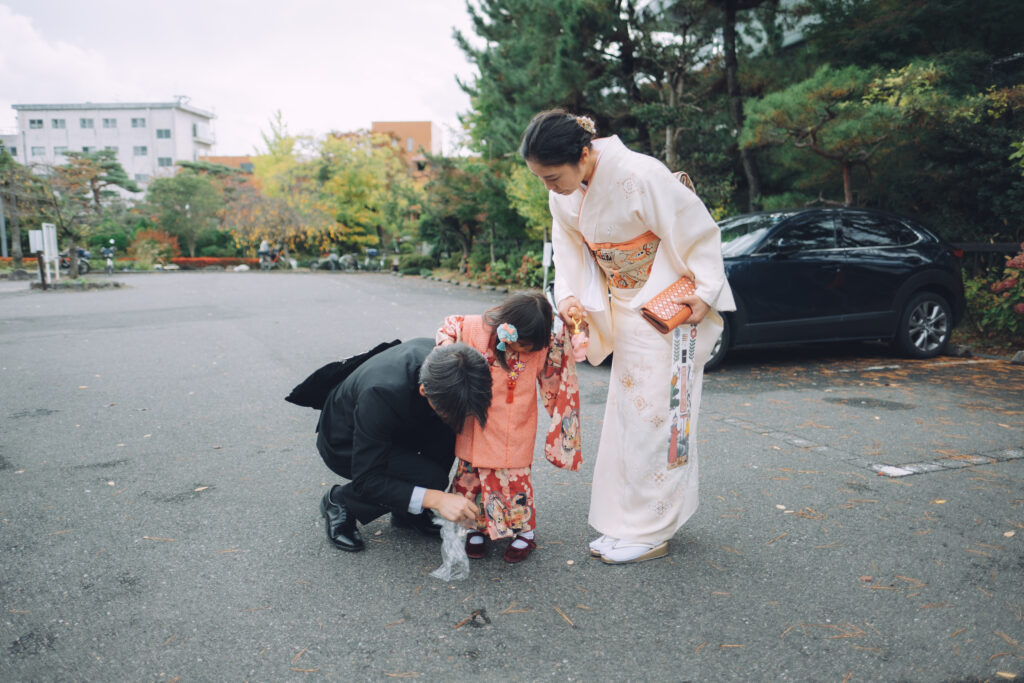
[1012,350,1024,365]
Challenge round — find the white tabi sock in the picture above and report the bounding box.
[511,530,535,549]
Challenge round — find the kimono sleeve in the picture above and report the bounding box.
[550,199,588,308]
[435,315,465,346]
[639,168,734,312]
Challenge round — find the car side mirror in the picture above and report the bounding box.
[772,238,801,257]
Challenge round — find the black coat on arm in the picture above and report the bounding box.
[315,338,455,523]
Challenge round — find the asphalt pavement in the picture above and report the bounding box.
[1,271,1022,682]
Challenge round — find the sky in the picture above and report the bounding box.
[0,0,480,155]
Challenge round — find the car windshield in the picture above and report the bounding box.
[718,213,793,257]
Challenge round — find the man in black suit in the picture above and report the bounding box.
[315,338,492,551]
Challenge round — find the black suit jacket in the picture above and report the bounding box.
[316,338,455,514]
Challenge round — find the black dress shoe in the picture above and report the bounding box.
[390,510,441,538]
[320,488,365,551]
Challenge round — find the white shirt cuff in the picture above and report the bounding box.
[408,486,427,515]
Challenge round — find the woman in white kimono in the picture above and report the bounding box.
[520,109,735,564]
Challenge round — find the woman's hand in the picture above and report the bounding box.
[423,490,479,524]
[557,296,586,330]
[675,294,711,324]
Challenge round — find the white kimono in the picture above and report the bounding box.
[550,135,736,545]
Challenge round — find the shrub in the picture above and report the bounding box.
[440,253,462,270]
[171,257,258,270]
[963,242,1024,339]
[128,229,181,268]
[515,251,544,288]
[398,253,436,274]
[479,259,516,285]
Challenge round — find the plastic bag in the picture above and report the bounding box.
[429,516,470,582]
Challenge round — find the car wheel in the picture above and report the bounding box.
[704,316,730,371]
[77,260,90,275]
[895,292,951,358]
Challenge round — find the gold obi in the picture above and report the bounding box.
[585,230,660,289]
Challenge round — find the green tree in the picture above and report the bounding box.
[741,64,900,205]
[62,149,141,216]
[144,172,223,257]
[456,0,642,157]
[314,133,423,251]
[0,145,38,267]
[419,156,494,273]
[504,163,551,241]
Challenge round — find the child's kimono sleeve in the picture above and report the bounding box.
[539,325,582,471]
[435,315,465,346]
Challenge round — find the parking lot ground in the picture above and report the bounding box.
[1,272,1021,681]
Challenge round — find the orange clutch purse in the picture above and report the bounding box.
[640,276,697,334]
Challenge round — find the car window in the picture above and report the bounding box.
[718,213,791,257]
[839,212,918,248]
[768,214,836,251]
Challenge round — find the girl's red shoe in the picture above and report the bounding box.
[502,535,537,563]
[465,531,487,559]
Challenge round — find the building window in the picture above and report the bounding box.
[29,119,43,129]
[134,173,149,182]
[103,118,117,128]
[8,146,16,157]
[82,146,95,153]
[54,146,68,156]
[192,123,198,136]
[52,119,66,129]
[31,146,45,156]
[133,146,148,156]
[406,137,414,152]
[131,118,146,128]
[105,146,118,153]
[156,129,171,139]
[157,157,173,167]
[80,118,94,129]
[240,163,254,174]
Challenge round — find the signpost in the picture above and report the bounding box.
[41,223,58,282]
[542,241,553,293]
[29,229,46,289]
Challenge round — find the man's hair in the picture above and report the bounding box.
[419,342,492,432]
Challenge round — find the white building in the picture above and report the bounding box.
[8,98,215,188]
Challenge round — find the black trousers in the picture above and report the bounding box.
[316,434,454,524]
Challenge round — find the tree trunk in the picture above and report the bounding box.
[9,194,22,267]
[842,162,854,206]
[723,0,763,210]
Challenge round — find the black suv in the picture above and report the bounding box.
[707,207,966,369]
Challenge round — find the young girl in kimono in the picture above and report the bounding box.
[520,109,735,564]
[435,292,581,563]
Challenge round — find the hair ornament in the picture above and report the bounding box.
[496,322,519,351]
[575,115,596,135]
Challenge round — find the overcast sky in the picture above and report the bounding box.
[0,1,479,155]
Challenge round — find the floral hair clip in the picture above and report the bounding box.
[575,115,596,135]
[496,322,519,351]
